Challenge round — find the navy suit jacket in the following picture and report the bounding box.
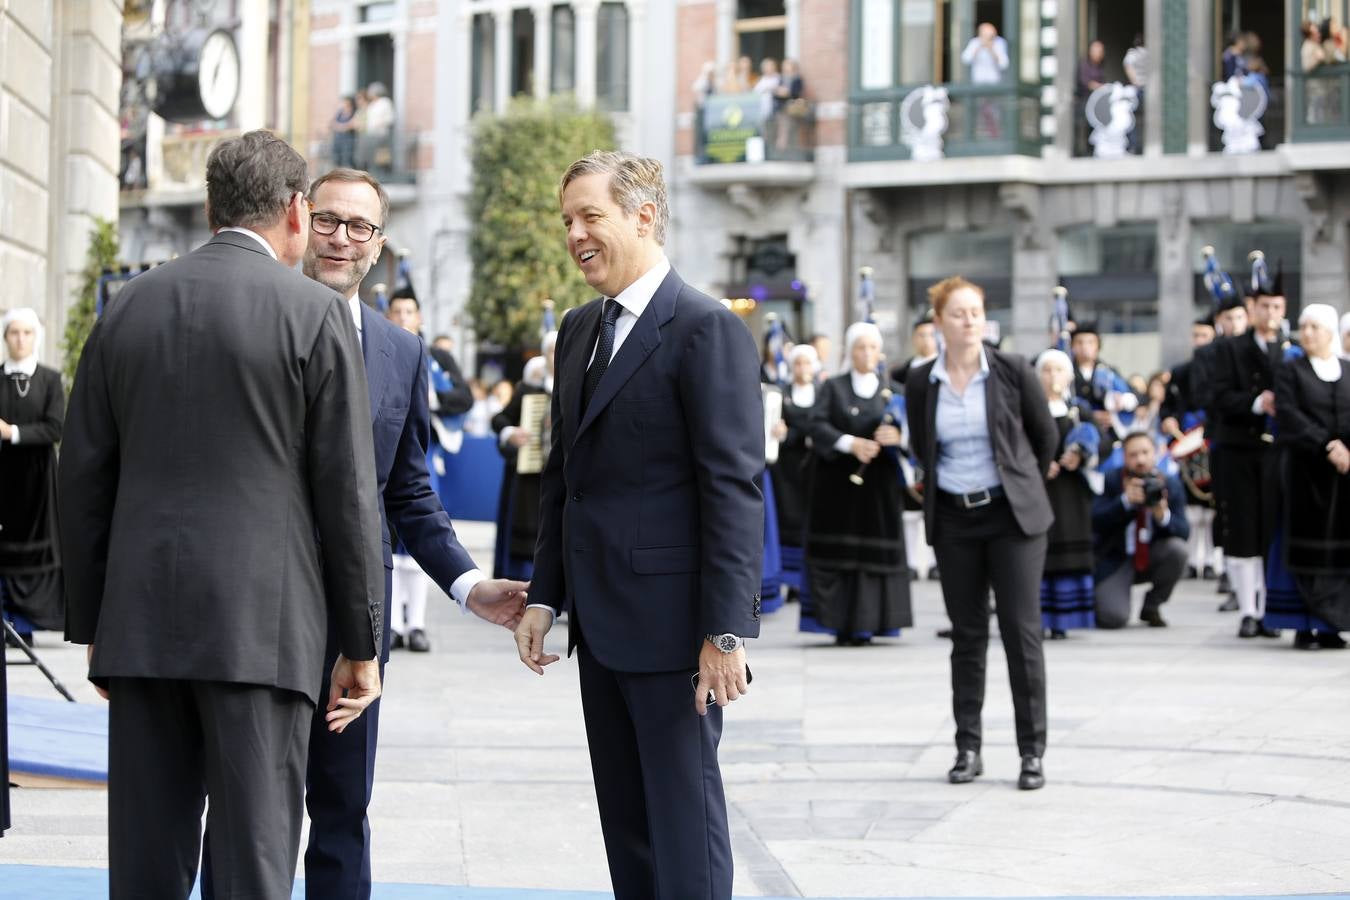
[1091,468,1190,581]
[360,303,476,661]
[531,268,764,673]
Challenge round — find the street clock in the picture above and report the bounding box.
[148,28,241,123]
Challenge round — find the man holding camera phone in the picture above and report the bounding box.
[1091,432,1190,628]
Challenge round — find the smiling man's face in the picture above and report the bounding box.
[302,179,386,298]
[561,172,651,300]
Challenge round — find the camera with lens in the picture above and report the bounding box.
[1140,472,1166,507]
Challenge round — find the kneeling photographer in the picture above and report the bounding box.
[1092,431,1191,628]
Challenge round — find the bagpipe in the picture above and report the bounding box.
[847,265,916,491]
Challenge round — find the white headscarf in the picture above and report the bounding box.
[2,307,42,363]
[1035,348,1074,402]
[1300,304,1340,344]
[1339,311,1350,339]
[843,322,882,356]
[787,342,820,373]
[522,356,548,388]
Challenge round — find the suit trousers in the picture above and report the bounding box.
[576,628,733,900]
[107,677,311,900]
[932,495,1048,758]
[1095,536,1189,629]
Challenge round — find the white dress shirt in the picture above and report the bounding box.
[217,226,278,259]
[3,354,38,443]
[348,291,484,611]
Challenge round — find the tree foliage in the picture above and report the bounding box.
[467,97,617,350]
[61,217,120,387]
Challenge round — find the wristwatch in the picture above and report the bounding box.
[706,633,743,653]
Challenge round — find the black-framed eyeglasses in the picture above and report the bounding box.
[309,209,382,243]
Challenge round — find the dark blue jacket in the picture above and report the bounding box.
[1092,467,1190,581]
[531,269,764,673]
[361,304,476,661]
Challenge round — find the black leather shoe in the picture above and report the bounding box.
[1258,620,1281,638]
[948,750,982,784]
[927,566,941,581]
[1048,628,1067,640]
[1318,631,1347,649]
[1185,565,1198,579]
[1217,595,1239,612]
[936,628,953,639]
[408,628,431,652]
[1018,755,1045,790]
[390,631,405,650]
[1293,630,1318,650]
[1238,616,1259,638]
[1140,607,1167,627]
[1217,573,1231,594]
[1203,565,1217,580]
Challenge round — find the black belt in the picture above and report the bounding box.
[937,484,1006,509]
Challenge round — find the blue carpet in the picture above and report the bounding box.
[0,867,1342,900]
[6,697,107,782]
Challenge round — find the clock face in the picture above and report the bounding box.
[198,30,240,120]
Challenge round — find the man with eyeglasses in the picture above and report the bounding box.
[213,167,525,900]
[61,132,385,897]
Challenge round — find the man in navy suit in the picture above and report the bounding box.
[204,168,529,900]
[514,151,764,899]
[1092,431,1190,629]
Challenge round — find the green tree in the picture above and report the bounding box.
[467,97,616,350]
[61,217,120,387]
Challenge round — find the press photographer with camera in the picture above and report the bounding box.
[1091,431,1190,628]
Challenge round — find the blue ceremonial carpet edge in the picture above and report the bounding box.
[0,867,1343,900]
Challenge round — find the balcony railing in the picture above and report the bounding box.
[848,82,1042,162]
[694,92,815,165]
[1291,65,1350,142]
[309,128,422,184]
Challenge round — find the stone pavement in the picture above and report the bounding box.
[4,520,1350,898]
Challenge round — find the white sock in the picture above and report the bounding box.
[1229,557,1260,618]
[1185,507,1206,569]
[404,571,429,631]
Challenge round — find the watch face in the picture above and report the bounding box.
[198,30,240,120]
[718,634,738,653]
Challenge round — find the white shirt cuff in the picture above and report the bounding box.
[8,425,18,444]
[449,569,486,613]
[1156,508,1172,528]
[833,434,855,455]
[526,603,557,624]
[499,426,519,447]
[1251,395,1266,415]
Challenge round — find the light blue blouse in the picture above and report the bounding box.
[931,348,1002,494]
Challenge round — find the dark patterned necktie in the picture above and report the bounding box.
[582,299,622,414]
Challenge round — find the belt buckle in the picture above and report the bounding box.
[963,488,992,509]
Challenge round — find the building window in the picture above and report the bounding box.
[737,0,786,71]
[597,2,629,111]
[1058,224,1160,334]
[360,1,397,24]
[552,4,575,95]
[471,12,495,114]
[512,8,536,97]
[909,230,1014,331]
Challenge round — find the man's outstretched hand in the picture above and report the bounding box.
[326,655,382,733]
[467,578,529,629]
[514,606,560,675]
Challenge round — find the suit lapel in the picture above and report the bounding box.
[573,271,680,443]
[924,366,940,472]
[559,300,601,448]
[984,353,1000,449]
[361,303,396,417]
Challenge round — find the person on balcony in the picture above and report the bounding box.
[1222,31,1248,81]
[961,23,1009,141]
[1076,40,1107,154]
[1123,34,1147,154]
[331,95,358,169]
[361,81,395,176]
[754,58,782,123]
[773,58,807,151]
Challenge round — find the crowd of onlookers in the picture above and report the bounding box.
[330,81,396,174]
[691,55,809,151]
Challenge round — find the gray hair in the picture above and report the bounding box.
[205,130,309,231]
[559,150,670,245]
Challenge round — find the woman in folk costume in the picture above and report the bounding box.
[768,343,820,602]
[492,333,556,580]
[1270,304,1348,649]
[800,322,912,645]
[0,308,64,643]
[1035,349,1101,638]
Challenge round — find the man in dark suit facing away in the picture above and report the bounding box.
[514,151,764,899]
[60,131,384,899]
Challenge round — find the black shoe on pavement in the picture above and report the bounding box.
[1293,630,1318,650]
[1018,756,1045,791]
[1217,595,1239,612]
[390,631,405,650]
[1217,573,1231,594]
[948,750,982,784]
[1048,628,1067,640]
[907,567,920,582]
[1203,565,1217,580]
[408,628,431,652]
[1185,565,1199,579]
[927,566,941,581]
[1238,616,1259,638]
[1317,631,1347,649]
[936,628,953,639]
[1140,607,1167,627]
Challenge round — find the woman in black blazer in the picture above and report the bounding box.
[905,277,1059,790]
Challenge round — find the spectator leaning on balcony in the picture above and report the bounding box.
[331,95,358,169]
[724,54,755,93]
[1222,31,1248,81]
[1123,34,1147,154]
[754,58,782,122]
[961,22,1009,85]
[361,81,395,174]
[692,60,717,107]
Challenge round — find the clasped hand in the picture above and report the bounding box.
[466,578,530,629]
[1327,439,1350,474]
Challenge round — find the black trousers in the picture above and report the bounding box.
[576,630,732,900]
[107,677,311,900]
[932,495,1048,758]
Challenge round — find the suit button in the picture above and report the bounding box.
[572,491,583,502]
